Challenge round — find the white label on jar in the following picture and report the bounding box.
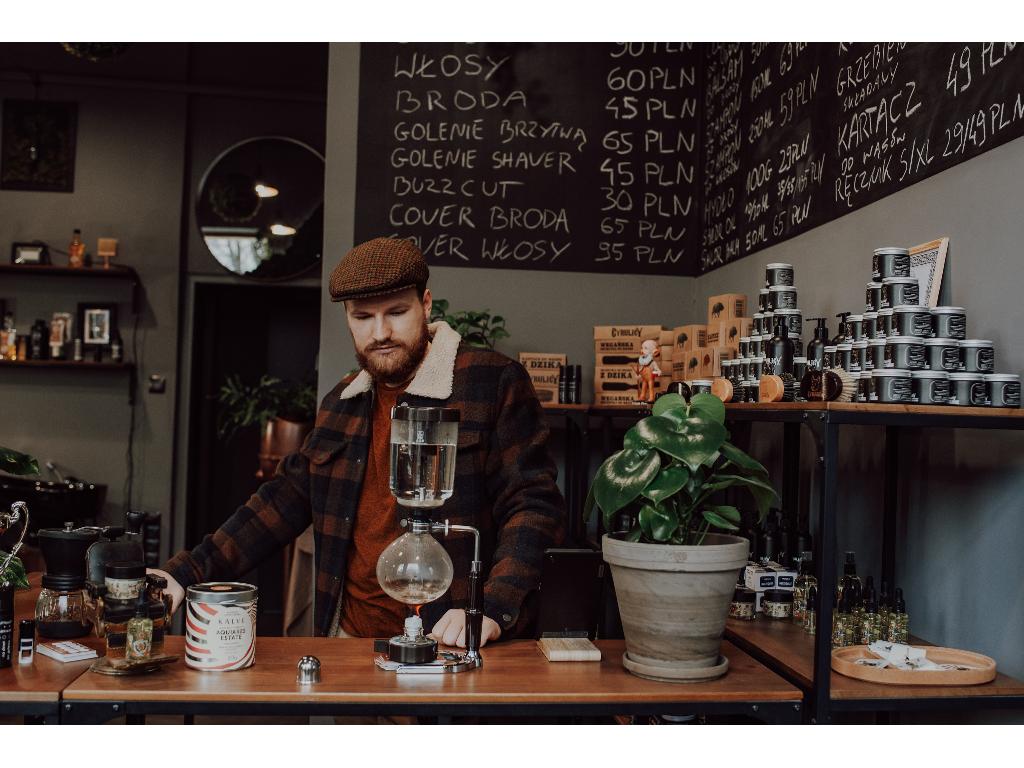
[894,254,910,273]
[892,378,913,401]
[940,348,959,370]
[902,285,920,305]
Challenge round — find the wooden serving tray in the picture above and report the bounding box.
[831,646,996,686]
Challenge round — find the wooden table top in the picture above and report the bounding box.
[725,617,1024,701]
[63,636,800,706]
[1,575,104,704]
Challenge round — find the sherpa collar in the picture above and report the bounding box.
[338,320,462,401]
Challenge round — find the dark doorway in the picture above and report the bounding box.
[186,282,320,635]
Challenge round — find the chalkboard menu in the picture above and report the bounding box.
[355,43,1024,276]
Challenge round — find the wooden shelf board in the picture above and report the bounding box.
[0,360,133,371]
[725,617,1024,702]
[0,263,138,281]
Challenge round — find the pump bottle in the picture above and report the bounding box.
[767,319,795,376]
[805,318,829,371]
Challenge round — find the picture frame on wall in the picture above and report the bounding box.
[909,237,949,308]
[78,302,118,347]
[1,99,78,192]
[10,241,50,265]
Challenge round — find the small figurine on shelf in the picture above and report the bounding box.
[97,238,118,270]
[632,338,662,404]
[68,229,86,268]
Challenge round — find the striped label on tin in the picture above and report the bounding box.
[185,599,256,672]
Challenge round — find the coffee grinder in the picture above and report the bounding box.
[374,405,483,673]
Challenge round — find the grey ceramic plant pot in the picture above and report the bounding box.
[602,532,750,683]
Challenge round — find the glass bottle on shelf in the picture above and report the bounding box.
[792,551,817,624]
[887,588,909,643]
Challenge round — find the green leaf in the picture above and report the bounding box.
[702,509,739,531]
[688,392,726,424]
[720,441,769,478]
[623,425,649,450]
[641,465,690,504]
[591,448,662,517]
[625,527,643,542]
[634,414,727,473]
[638,503,678,542]
[705,473,779,518]
[0,446,40,477]
[652,393,687,417]
[582,484,597,522]
[708,505,741,524]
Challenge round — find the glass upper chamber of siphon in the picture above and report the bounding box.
[378,405,460,607]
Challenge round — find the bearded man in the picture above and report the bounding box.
[152,237,566,647]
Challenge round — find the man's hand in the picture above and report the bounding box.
[146,568,185,614]
[428,609,501,648]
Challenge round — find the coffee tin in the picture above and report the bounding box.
[823,345,837,370]
[836,343,853,371]
[752,314,765,335]
[985,374,1021,408]
[960,339,995,373]
[912,370,951,406]
[881,277,919,309]
[873,247,910,280]
[885,336,927,370]
[186,582,258,672]
[766,262,795,287]
[851,341,868,372]
[768,285,798,310]
[793,356,808,382]
[931,306,967,340]
[924,338,961,372]
[868,339,886,370]
[739,337,752,358]
[949,372,987,407]
[758,288,770,312]
[872,369,913,403]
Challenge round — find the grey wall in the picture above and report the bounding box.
[689,136,1024,688]
[1,84,185,540]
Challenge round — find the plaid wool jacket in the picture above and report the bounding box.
[166,321,566,638]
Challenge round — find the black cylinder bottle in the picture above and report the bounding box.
[806,318,829,371]
[767,319,795,376]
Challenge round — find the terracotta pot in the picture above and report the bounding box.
[256,417,313,479]
[602,532,749,683]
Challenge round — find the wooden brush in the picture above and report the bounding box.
[824,367,855,402]
[711,377,735,403]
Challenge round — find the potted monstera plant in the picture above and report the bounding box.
[585,392,778,683]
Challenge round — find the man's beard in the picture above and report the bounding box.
[355,320,430,386]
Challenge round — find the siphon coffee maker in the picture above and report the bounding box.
[374,405,484,673]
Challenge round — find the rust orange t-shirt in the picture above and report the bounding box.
[340,385,409,638]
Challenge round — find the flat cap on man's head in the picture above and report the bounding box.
[329,237,429,302]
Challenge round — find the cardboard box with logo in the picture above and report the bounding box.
[518,352,565,404]
[707,293,748,323]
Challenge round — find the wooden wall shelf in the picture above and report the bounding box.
[0,360,133,371]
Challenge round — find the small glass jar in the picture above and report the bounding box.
[762,590,794,619]
[105,562,147,602]
[729,588,757,621]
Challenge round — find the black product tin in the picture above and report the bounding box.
[744,379,760,403]
[985,374,1021,408]
[960,340,995,373]
[884,336,927,370]
[868,339,886,370]
[866,282,883,312]
[844,314,864,342]
[881,277,919,309]
[924,338,961,372]
[836,343,853,371]
[774,308,802,337]
[912,370,951,405]
[949,373,987,407]
[758,289,770,312]
[739,337,752,357]
[690,379,714,395]
[872,369,914,403]
[766,262,795,287]
[768,285,798,310]
[877,308,894,338]
[863,312,879,339]
[752,313,765,335]
[793,356,808,382]
[893,305,933,338]
[823,345,837,369]
[851,341,867,372]
[931,306,967,340]
[873,247,911,280]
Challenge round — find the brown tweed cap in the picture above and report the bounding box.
[329,237,429,302]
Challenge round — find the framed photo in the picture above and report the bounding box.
[909,237,949,308]
[11,241,50,265]
[78,303,118,347]
[1,99,78,192]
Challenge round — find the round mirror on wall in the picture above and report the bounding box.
[196,136,324,280]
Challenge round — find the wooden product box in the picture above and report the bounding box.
[593,366,668,393]
[707,293,748,323]
[594,392,643,408]
[672,351,702,381]
[659,329,675,346]
[708,346,736,377]
[519,353,566,390]
[659,345,673,364]
[716,317,753,348]
[532,384,560,404]
[593,325,664,341]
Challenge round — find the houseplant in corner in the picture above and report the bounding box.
[585,392,778,682]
